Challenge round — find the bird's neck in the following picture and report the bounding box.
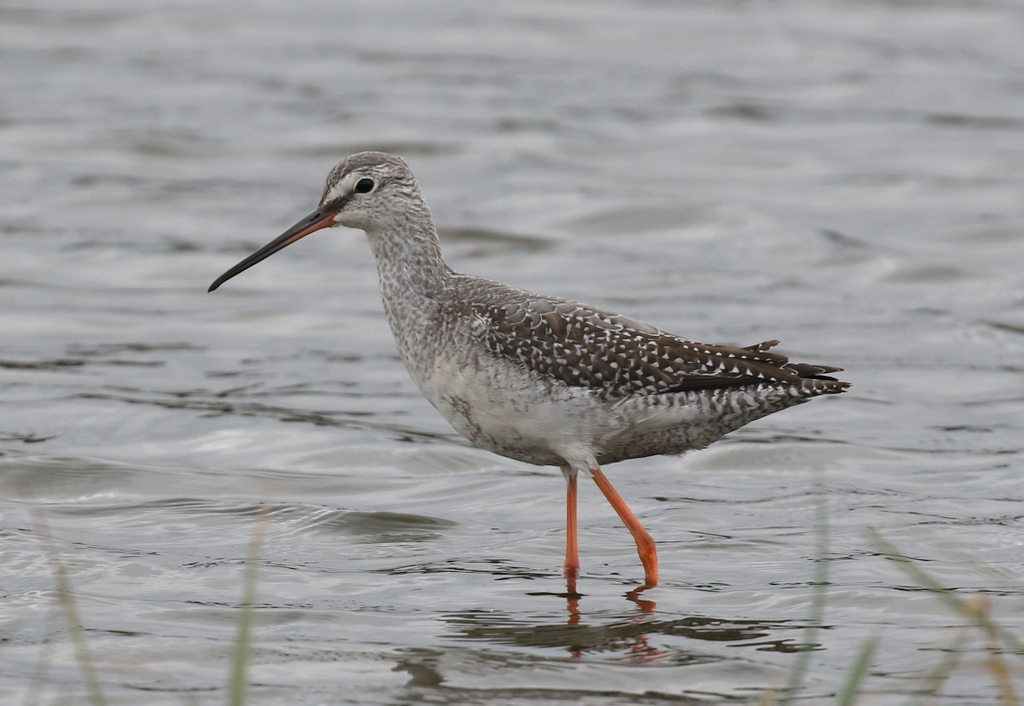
[368,211,453,378]
[368,208,452,304]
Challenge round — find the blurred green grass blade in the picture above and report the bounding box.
[228,502,271,706]
[871,531,1024,654]
[22,600,60,706]
[904,627,971,706]
[837,631,881,706]
[778,466,830,705]
[29,505,107,706]
[971,595,1019,706]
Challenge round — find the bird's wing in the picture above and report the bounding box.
[456,286,840,398]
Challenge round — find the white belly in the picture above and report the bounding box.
[415,354,606,467]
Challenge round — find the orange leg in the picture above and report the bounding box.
[561,466,580,594]
[589,465,659,587]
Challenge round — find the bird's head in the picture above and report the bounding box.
[208,151,421,292]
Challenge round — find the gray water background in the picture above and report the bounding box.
[2,1,1024,703]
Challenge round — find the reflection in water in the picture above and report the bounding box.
[444,589,797,667]
[624,586,657,615]
[571,587,663,663]
[392,645,724,704]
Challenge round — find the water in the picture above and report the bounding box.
[2,1,1023,703]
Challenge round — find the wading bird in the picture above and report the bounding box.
[209,152,849,591]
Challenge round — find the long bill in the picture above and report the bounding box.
[208,209,338,292]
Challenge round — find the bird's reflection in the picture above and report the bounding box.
[567,584,661,660]
[561,578,655,626]
[446,584,788,666]
[624,584,657,614]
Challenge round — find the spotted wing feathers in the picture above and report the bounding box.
[458,286,847,398]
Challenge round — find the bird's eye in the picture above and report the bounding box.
[355,178,375,193]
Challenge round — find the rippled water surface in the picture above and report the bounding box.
[3,1,1024,703]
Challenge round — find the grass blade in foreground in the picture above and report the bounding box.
[837,631,881,706]
[228,502,271,706]
[871,531,1024,655]
[769,467,830,706]
[29,505,107,706]
[872,531,1021,706]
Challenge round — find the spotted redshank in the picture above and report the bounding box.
[210,152,849,590]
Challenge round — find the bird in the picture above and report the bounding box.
[209,151,849,591]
